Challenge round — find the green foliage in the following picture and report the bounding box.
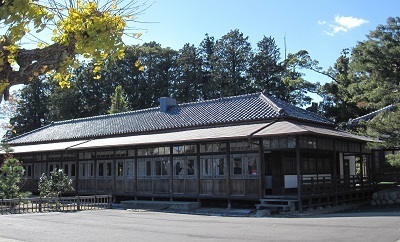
[0,157,29,199]
[38,169,74,197]
[350,17,400,109]
[366,106,400,149]
[213,29,253,96]
[386,154,400,168]
[9,78,49,136]
[109,85,129,114]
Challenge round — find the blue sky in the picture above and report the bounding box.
[131,0,399,88]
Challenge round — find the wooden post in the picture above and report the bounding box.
[295,135,302,211]
[332,144,338,206]
[258,139,265,199]
[226,141,231,208]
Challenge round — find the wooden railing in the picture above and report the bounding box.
[0,195,112,215]
[301,175,373,196]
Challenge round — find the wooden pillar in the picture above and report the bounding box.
[75,151,80,196]
[258,139,265,199]
[226,141,231,208]
[332,142,338,206]
[196,143,201,202]
[169,145,174,201]
[295,135,302,211]
[134,147,138,199]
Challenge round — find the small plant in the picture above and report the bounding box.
[0,157,30,199]
[38,169,74,197]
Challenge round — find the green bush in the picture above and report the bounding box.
[0,157,30,199]
[38,169,74,197]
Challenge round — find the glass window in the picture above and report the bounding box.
[98,163,104,177]
[232,156,243,175]
[247,156,258,175]
[79,161,94,178]
[137,159,146,177]
[117,162,124,177]
[106,162,112,176]
[174,156,196,177]
[215,157,226,176]
[201,156,212,177]
[154,158,169,177]
[34,163,46,178]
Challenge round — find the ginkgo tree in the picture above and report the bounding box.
[0,0,147,101]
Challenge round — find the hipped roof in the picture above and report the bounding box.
[5,92,334,145]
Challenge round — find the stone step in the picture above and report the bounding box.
[121,200,200,211]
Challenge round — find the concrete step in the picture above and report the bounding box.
[121,200,200,211]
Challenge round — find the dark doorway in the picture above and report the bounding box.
[270,151,285,195]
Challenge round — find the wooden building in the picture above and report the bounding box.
[1,92,375,210]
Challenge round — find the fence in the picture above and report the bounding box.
[0,195,112,215]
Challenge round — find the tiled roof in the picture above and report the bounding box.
[348,104,396,125]
[5,92,334,145]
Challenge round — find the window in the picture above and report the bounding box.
[63,162,76,177]
[200,142,227,153]
[138,157,170,178]
[34,163,46,178]
[79,161,94,178]
[154,158,170,177]
[173,144,196,154]
[230,153,259,177]
[23,164,32,177]
[97,160,113,177]
[138,146,171,156]
[48,162,60,174]
[201,155,226,178]
[174,156,196,177]
[247,156,258,175]
[48,154,62,161]
[137,158,149,178]
[230,141,258,151]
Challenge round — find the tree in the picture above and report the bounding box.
[349,17,400,109]
[318,49,369,123]
[279,50,317,107]
[109,85,129,114]
[249,36,285,95]
[0,0,148,101]
[38,169,74,197]
[0,157,29,199]
[198,34,218,99]
[173,44,203,103]
[213,29,253,96]
[9,77,49,135]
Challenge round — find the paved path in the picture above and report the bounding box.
[0,209,399,242]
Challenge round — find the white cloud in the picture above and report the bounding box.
[334,16,368,29]
[321,15,368,36]
[318,20,327,25]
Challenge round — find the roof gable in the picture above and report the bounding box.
[5,92,334,144]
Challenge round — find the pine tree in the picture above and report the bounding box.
[109,85,129,114]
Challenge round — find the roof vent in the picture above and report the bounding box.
[159,97,177,112]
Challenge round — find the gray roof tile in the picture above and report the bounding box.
[5,92,334,144]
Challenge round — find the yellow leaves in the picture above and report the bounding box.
[134,59,144,71]
[134,60,140,67]
[54,72,72,89]
[93,65,101,73]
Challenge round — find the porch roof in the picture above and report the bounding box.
[5,121,373,154]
